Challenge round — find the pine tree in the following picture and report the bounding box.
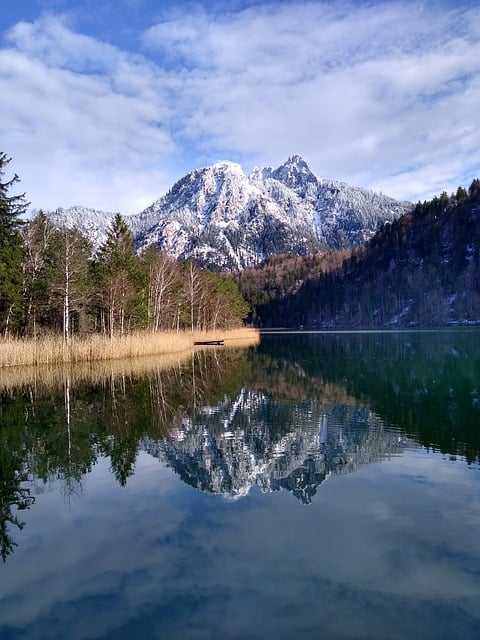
[21,211,55,336]
[0,152,28,337]
[98,214,136,271]
[456,186,468,205]
[468,178,480,200]
[95,214,144,337]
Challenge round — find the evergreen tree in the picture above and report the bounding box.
[21,211,55,336]
[204,272,250,328]
[98,214,136,271]
[456,186,467,205]
[248,180,480,328]
[95,214,144,337]
[0,153,28,337]
[468,178,480,199]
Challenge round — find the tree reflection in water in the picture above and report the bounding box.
[1,330,479,560]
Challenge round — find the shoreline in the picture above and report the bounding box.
[0,327,260,369]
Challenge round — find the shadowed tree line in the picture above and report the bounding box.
[237,181,480,327]
[257,331,480,464]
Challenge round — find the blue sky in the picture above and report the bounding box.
[1,0,479,213]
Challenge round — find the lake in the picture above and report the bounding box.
[1,330,479,639]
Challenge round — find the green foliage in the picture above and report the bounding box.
[22,212,57,335]
[204,271,251,326]
[95,214,146,336]
[98,214,136,271]
[235,250,350,324]
[0,153,28,336]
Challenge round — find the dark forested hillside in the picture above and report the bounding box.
[246,180,480,327]
[234,250,351,322]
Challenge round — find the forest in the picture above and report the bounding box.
[3,147,480,336]
[0,153,249,340]
[237,180,480,327]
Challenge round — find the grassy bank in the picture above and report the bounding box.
[0,327,260,369]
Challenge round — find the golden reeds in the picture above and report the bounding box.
[0,327,260,369]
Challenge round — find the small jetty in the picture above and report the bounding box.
[193,339,224,346]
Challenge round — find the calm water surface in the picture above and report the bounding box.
[1,330,480,639]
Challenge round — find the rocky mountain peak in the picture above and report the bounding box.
[273,154,316,180]
[210,160,244,174]
[46,156,413,270]
[250,154,319,200]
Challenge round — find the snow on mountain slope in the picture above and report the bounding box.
[46,156,413,269]
[253,155,412,249]
[47,205,117,249]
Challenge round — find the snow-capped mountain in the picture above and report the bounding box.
[47,155,412,270]
[130,155,412,269]
[47,205,116,248]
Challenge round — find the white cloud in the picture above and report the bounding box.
[143,1,480,201]
[1,2,480,212]
[0,14,178,213]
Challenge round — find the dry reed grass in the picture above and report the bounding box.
[0,328,260,391]
[0,352,188,392]
[0,327,259,368]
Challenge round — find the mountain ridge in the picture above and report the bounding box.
[246,180,480,327]
[47,155,412,270]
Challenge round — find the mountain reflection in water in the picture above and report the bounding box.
[1,330,479,561]
[147,394,409,502]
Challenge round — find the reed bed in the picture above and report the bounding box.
[0,351,191,392]
[0,327,260,369]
